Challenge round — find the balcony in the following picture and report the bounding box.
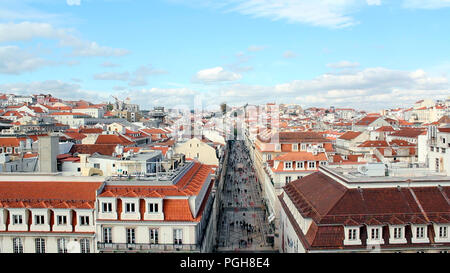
[97,242,200,252]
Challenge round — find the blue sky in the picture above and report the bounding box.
[0,0,449,110]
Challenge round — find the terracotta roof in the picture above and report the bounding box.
[273,151,327,162]
[0,181,102,209]
[95,134,134,145]
[355,116,380,126]
[389,129,426,138]
[70,144,117,156]
[338,131,362,140]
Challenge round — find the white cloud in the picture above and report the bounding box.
[67,0,81,6]
[0,22,130,57]
[179,0,386,28]
[203,67,449,110]
[93,65,167,86]
[0,46,51,74]
[403,0,450,9]
[193,67,242,83]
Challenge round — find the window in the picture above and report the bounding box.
[80,239,90,253]
[79,216,90,226]
[297,176,302,180]
[13,238,23,253]
[148,203,159,213]
[13,215,23,225]
[126,228,135,244]
[103,227,112,244]
[308,161,316,169]
[301,144,306,151]
[442,148,446,154]
[296,161,304,169]
[284,162,292,169]
[292,144,298,151]
[57,238,67,253]
[348,229,358,240]
[57,215,67,225]
[125,203,135,213]
[102,202,112,213]
[430,146,434,152]
[35,238,45,253]
[35,215,45,225]
[77,168,81,172]
[436,147,440,153]
[94,163,100,169]
[439,226,448,238]
[416,227,425,239]
[285,176,292,184]
[371,228,380,240]
[393,227,403,239]
[444,138,447,144]
[174,229,183,245]
[267,154,272,160]
[150,228,159,244]
[320,161,327,166]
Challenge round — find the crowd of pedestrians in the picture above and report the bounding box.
[217,141,272,251]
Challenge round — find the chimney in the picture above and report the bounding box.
[38,135,59,173]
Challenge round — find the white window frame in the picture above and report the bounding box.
[103,227,112,244]
[125,203,136,213]
[35,238,45,253]
[296,161,304,169]
[79,216,90,226]
[150,228,159,244]
[57,215,67,225]
[13,215,23,225]
[126,228,136,244]
[102,202,112,213]
[174,229,183,245]
[80,238,90,253]
[13,237,23,253]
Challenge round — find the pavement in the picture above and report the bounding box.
[216,140,276,252]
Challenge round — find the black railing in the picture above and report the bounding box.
[97,242,200,252]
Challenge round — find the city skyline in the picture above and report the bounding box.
[1,0,450,110]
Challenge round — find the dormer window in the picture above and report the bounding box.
[57,215,67,225]
[439,226,448,238]
[35,215,45,225]
[348,228,357,240]
[80,216,90,226]
[125,203,135,213]
[344,226,361,245]
[148,203,159,213]
[393,227,402,239]
[284,162,292,169]
[370,228,380,240]
[102,202,112,213]
[416,226,425,239]
[13,215,22,225]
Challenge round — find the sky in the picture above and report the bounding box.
[0,0,450,110]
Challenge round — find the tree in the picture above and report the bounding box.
[220,102,227,115]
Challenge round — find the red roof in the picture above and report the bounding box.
[338,131,362,140]
[95,134,134,145]
[70,144,117,156]
[0,181,102,209]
